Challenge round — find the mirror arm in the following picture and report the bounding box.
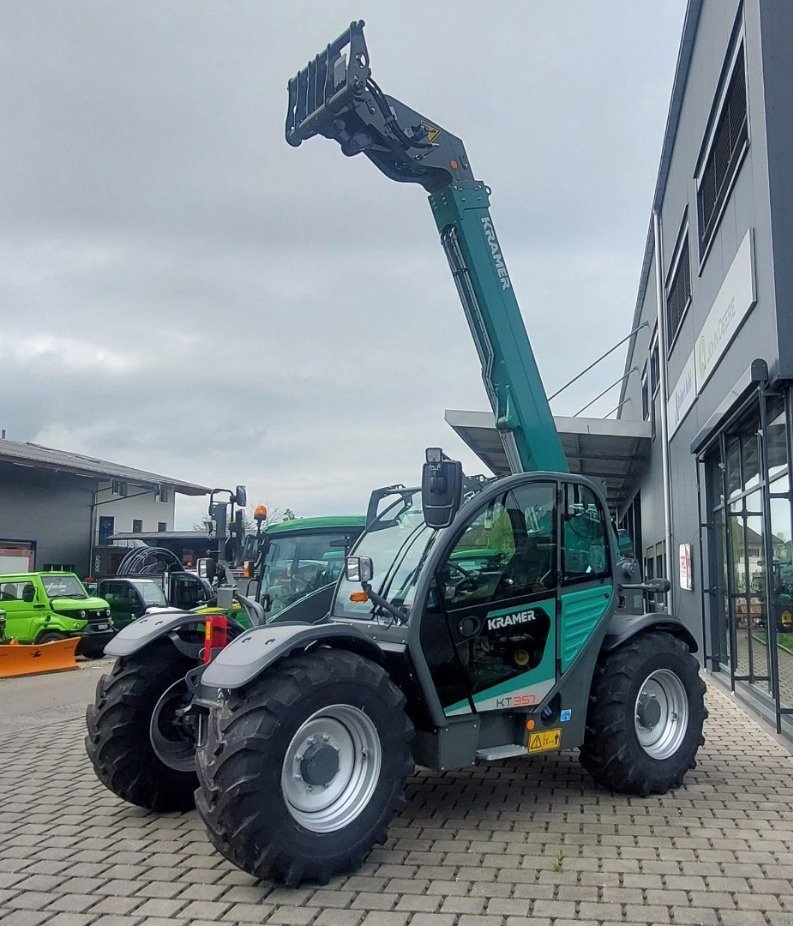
[362,581,408,625]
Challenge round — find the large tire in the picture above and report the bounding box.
[579,631,707,796]
[195,649,414,886]
[85,641,198,811]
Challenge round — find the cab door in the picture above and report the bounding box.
[420,482,558,717]
[0,580,40,642]
[558,482,614,672]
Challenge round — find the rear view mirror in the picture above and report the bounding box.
[421,450,463,529]
[197,557,216,581]
[235,485,247,507]
[345,556,374,584]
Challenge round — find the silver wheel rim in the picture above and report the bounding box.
[634,668,689,760]
[281,704,381,833]
[149,678,195,773]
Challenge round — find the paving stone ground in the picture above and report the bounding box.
[1,677,792,926]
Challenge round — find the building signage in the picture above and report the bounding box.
[667,349,697,437]
[695,229,756,389]
[679,543,693,592]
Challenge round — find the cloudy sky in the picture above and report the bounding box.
[1,1,686,528]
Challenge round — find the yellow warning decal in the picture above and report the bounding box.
[781,611,793,626]
[420,120,440,143]
[528,728,561,753]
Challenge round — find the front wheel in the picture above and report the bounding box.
[195,649,414,886]
[85,641,198,811]
[579,631,707,796]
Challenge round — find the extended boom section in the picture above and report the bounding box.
[286,21,566,474]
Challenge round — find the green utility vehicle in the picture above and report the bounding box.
[185,23,707,887]
[0,572,113,656]
[85,491,365,811]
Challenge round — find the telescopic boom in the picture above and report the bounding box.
[287,21,567,474]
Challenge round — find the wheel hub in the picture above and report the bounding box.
[633,668,689,760]
[281,705,381,834]
[300,742,341,786]
[636,693,662,729]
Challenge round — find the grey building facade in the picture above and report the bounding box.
[619,0,793,736]
[0,439,209,577]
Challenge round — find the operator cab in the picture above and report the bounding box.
[340,448,615,722]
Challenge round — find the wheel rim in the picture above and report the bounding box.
[281,704,381,833]
[149,678,195,773]
[634,668,689,760]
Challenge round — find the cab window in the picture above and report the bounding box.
[561,484,610,582]
[440,484,556,609]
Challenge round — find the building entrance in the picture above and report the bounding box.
[702,391,793,733]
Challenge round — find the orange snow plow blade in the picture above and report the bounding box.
[0,638,81,679]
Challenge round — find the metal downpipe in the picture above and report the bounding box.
[652,210,674,614]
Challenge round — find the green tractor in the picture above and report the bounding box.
[185,23,707,887]
[85,485,364,811]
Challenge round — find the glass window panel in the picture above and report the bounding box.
[741,431,760,492]
[728,515,747,593]
[726,438,741,499]
[767,408,788,479]
[770,472,790,495]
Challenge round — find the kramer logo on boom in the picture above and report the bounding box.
[481,217,511,291]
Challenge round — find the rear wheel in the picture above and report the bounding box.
[579,631,707,795]
[195,649,414,886]
[85,641,198,811]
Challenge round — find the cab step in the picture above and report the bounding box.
[476,744,527,761]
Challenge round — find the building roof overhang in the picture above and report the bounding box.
[445,409,651,510]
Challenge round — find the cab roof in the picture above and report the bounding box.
[265,516,365,536]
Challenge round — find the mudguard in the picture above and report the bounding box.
[104,609,205,657]
[602,612,698,653]
[200,621,383,690]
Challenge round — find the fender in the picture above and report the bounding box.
[105,609,219,658]
[602,612,698,654]
[199,621,384,691]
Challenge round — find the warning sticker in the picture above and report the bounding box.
[420,120,440,143]
[528,729,561,753]
[782,610,793,626]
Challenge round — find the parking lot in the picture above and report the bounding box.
[1,667,792,926]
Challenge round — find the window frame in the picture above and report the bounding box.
[560,483,612,587]
[665,217,691,355]
[695,39,750,269]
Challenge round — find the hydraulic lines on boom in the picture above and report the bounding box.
[286,21,567,476]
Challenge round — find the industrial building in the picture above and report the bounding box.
[0,438,209,577]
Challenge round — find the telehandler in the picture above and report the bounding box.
[189,22,707,887]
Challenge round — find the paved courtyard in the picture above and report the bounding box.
[1,674,792,926]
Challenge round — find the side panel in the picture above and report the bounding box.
[559,585,614,672]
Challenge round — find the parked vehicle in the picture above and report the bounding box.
[96,578,169,630]
[0,571,113,657]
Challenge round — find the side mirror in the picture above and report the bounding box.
[196,557,216,581]
[235,485,247,507]
[421,449,463,529]
[345,556,374,584]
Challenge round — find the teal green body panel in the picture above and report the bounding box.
[443,597,557,717]
[428,183,568,475]
[559,584,613,672]
[265,516,366,537]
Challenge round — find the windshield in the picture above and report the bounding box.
[261,531,354,617]
[132,582,168,607]
[41,574,87,599]
[334,490,437,621]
